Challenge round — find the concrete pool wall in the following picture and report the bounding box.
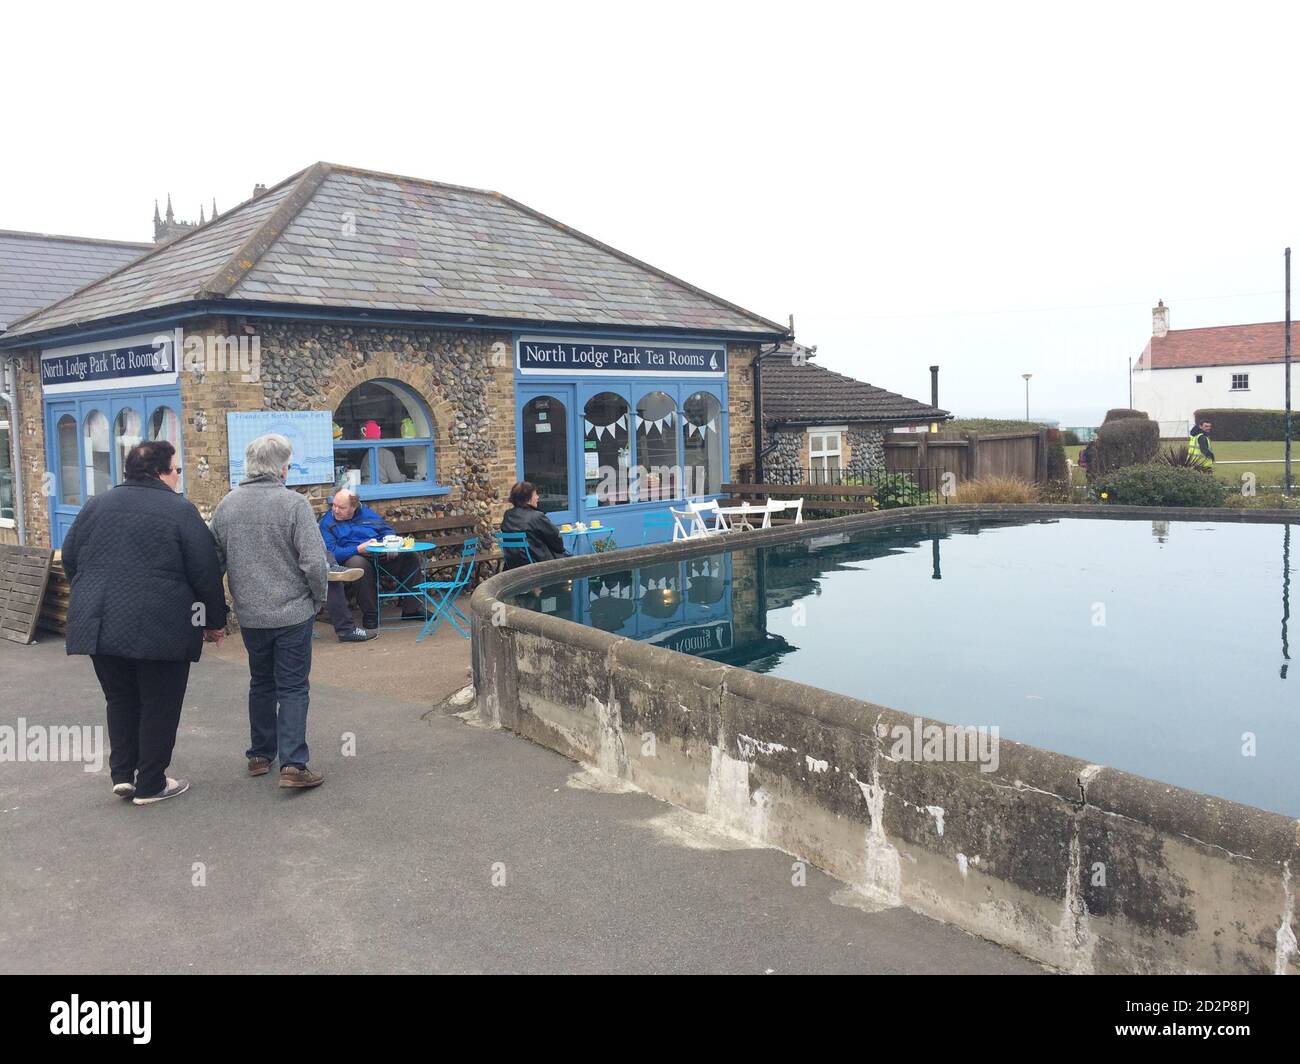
[472,504,1300,974]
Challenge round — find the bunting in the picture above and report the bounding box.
[633,411,676,434]
[583,413,628,440]
[683,418,718,439]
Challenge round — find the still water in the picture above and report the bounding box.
[509,517,1299,817]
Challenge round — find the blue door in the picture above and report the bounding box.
[47,400,83,548]
[516,384,577,526]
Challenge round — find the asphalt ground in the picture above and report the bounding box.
[0,621,1039,974]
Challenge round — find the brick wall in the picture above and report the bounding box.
[12,351,48,547]
[727,342,757,479]
[252,319,517,539]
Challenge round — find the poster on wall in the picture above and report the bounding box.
[227,411,334,487]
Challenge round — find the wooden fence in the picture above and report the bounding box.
[883,430,1047,484]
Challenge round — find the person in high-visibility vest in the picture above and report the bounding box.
[1188,419,1215,468]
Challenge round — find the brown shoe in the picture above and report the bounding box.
[279,765,324,789]
[247,757,272,777]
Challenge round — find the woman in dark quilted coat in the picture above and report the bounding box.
[61,440,227,805]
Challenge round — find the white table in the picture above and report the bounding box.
[715,501,783,531]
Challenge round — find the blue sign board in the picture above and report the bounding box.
[518,337,726,376]
[227,410,335,487]
[41,342,174,387]
[649,621,734,656]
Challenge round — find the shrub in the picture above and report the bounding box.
[1193,408,1296,441]
[940,418,1046,434]
[1039,478,1073,503]
[1093,465,1227,507]
[1062,429,1081,446]
[1091,417,1159,478]
[1103,408,1149,423]
[952,475,1039,503]
[874,471,925,509]
[1156,445,1214,471]
[1045,427,1069,484]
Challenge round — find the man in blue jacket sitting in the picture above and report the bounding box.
[321,489,424,637]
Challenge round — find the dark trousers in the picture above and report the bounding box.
[90,655,192,798]
[326,553,422,632]
[240,617,313,768]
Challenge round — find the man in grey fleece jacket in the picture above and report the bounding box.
[211,433,328,790]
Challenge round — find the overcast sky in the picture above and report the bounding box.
[5,1,1296,425]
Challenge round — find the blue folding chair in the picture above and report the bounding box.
[494,530,533,564]
[414,537,477,641]
[642,511,675,544]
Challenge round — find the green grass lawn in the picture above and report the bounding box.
[1066,440,1300,490]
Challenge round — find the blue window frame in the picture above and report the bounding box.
[332,379,448,502]
[44,385,183,548]
[514,332,730,547]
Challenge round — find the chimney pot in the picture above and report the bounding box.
[253,183,268,199]
[1152,299,1169,338]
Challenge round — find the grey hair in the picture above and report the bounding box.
[245,433,292,479]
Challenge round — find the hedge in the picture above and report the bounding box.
[1102,408,1149,423]
[1044,427,1068,483]
[1093,464,1227,507]
[1090,417,1159,478]
[1192,408,1298,441]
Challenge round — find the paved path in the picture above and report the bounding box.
[0,628,1039,974]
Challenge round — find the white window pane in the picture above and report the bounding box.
[84,411,110,497]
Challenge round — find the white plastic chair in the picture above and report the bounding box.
[687,499,731,533]
[670,507,716,541]
[772,498,804,524]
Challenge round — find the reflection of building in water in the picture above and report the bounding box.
[510,518,1045,673]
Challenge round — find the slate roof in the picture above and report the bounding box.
[2,162,787,343]
[1138,320,1293,370]
[760,343,948,425]
[0,229,151,331]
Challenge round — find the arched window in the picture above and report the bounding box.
[57,414,80,506]
[148,406,182,490]
[583,392,630,506]
[522,396,569,514]
[682,391,722,497]
[83,410,110,497]
[114,408,141,484]
[635,391,679,501]
[333,379,440,500]
[148,406,180,447]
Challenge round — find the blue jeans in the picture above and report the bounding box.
[240,617,314,768]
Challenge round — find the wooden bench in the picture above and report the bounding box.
[389,515,504,580]
[719,482,876,518]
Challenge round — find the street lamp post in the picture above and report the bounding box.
[1022,373,1032,421]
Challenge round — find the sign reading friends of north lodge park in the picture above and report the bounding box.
[517,336,727,377]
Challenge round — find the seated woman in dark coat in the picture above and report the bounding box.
[500,481,570,569]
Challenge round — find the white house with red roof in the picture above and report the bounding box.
[1131,300,1294,437]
